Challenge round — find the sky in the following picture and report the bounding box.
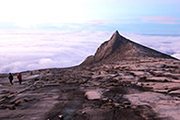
[0,0,180,73]
[0,0,180,34]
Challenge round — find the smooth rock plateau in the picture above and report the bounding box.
[0,31,180,120]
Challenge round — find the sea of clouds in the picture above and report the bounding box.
[0,30,179,73]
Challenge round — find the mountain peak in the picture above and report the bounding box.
[93,31,122,62]
[109,30,122,42]
[114,30,120,35]
[81,30,177,65]
[112,30,120,37]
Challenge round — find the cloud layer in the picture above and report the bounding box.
[123,33,180,59]
[0,30,179,73]
[0,30,111,73]
[142,17,179,24]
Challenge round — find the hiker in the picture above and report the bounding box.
[8,73,13,85]
[17,73,22,84]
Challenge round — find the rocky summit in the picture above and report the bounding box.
[0,31,180,120]
[81,31,176,65]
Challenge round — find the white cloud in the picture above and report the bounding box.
[0,30,179,73]
[142,17,179,24]
[172,53,180,59]
[0,30,112,73]
[123,32,180,58]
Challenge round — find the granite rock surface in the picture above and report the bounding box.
[0,31,179,120]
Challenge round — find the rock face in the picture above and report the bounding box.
[0,31,180,120]
[81,31,177,65]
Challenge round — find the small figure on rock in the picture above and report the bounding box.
[17,73,22,84]
[8,73,13,85]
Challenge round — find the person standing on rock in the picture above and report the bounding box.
[8,73,13,85]
[17,73,22,84]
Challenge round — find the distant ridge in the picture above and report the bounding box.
[81,30,178,65]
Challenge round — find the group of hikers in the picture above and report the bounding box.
[8,73,22,85]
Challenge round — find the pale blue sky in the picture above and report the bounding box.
[0,0,180,34]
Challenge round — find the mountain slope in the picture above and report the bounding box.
[81,31,177,65]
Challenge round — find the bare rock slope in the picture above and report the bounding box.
[0,31,179,120]
[82,31,177,65]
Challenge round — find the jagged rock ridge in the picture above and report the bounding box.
[82,30,177,65]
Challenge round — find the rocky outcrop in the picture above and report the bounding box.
[0,30,180,120]
[81,31,177,65]
[1,57,179,120]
